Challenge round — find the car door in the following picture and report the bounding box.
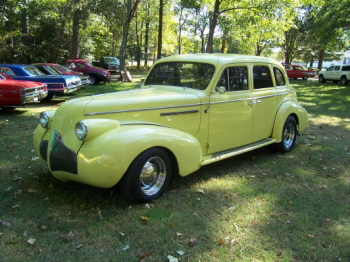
[207,65,253,154]
[251,64,277,142]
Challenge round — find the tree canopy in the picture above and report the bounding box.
[0,0,348,67]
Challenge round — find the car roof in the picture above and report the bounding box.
[156,54,280,66]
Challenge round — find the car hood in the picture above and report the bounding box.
[84,87,199,114]
[56,86,203,136]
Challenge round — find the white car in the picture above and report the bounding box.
[318,65,350,85]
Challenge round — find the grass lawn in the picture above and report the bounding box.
[0,75,349,262]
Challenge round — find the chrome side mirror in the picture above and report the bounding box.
[215,86,226,94]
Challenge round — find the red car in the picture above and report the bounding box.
[65,59,111,85]
[283,64,316,80]
[0,73,48,109]
[33,63,90,87]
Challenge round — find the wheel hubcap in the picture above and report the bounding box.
[139,156,166,196]
[283,123,296,149]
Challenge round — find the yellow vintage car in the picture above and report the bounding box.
[33,54,308,203]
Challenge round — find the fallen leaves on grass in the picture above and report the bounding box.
[27,238,36,245]
[167,255,179,262]
[140,216,150,221]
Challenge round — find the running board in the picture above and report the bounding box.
[201,138,276,166]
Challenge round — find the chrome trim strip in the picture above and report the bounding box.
[210,97,254,105]
[160,110,199,116]
[84,103,203,116]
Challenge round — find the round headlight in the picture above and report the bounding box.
[75,121,88,140]
[39,112,50,128]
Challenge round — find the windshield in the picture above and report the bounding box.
[24,66,45,76]
[45,66,62,75]
[105,57,120,64]
[56,64,73,72]
[144,62,215,90]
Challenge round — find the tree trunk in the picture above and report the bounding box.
[318,49,325,70]
[21,0,30,63]
[144,21,149,67]
[71,9,80,59]
[119,0,141,71]
[157,0,163,59]
[206,0,220,53]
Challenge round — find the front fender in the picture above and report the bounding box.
[272,101,308,142]
[75,125,202,188]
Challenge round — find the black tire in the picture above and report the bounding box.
[119,148,172,204]
[302,76,308,80]
[341,76,349,85]
[273,116,297,153]
[319,75,326,83]
[88,74,100,85]
[43,94,55,100]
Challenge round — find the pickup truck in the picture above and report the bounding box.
[92,57,120,73]
[319,64,350,85]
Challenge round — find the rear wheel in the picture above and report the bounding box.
[273,116,297,153]
[302,76,308,80]
[319,75,326,83]
[341,76,349,85]
[119,148,172,204]
[88,74,100,85]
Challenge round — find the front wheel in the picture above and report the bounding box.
[341,76,349,85]
[88,74,100,85]
[273,116,297,153]
[319,75,326,83]
[302,76,308,80]
[118,148,172,204]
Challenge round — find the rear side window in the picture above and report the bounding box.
[274,67,286,86]
[253,66,273,89]
[342,66,350,71]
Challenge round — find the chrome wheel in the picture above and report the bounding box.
[282,122,296,150]
[139,156,167,196]
[119,148,172,203]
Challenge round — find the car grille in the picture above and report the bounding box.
[39,140,49,161]
[49,131,78,174]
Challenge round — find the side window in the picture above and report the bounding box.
[77,63,85,68]
[342,66,350,71]
[327,66,334,71]
[227,66,248,91]
[253,65,273,89]
[274,68,286,86]
[334,66,340,71]
[216,66,248,92]
[68,63,76,68]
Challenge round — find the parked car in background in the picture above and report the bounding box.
[283,64,316,80]
[92,56,120,73]
[0,64,82,100]
[33,63,90,88]
[318,64,350,85]
[65,58,111,85]
[0,72,47,109]
[33,54,308,204]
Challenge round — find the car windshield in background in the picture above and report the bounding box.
[45,66,61,75]
[105,57,120,64]
[24,66,45,76]
[144,62,215,90]
[57,65,73,72]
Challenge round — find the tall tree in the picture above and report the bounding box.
[119,0,141,71]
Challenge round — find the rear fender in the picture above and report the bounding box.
[272,101,308,142]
